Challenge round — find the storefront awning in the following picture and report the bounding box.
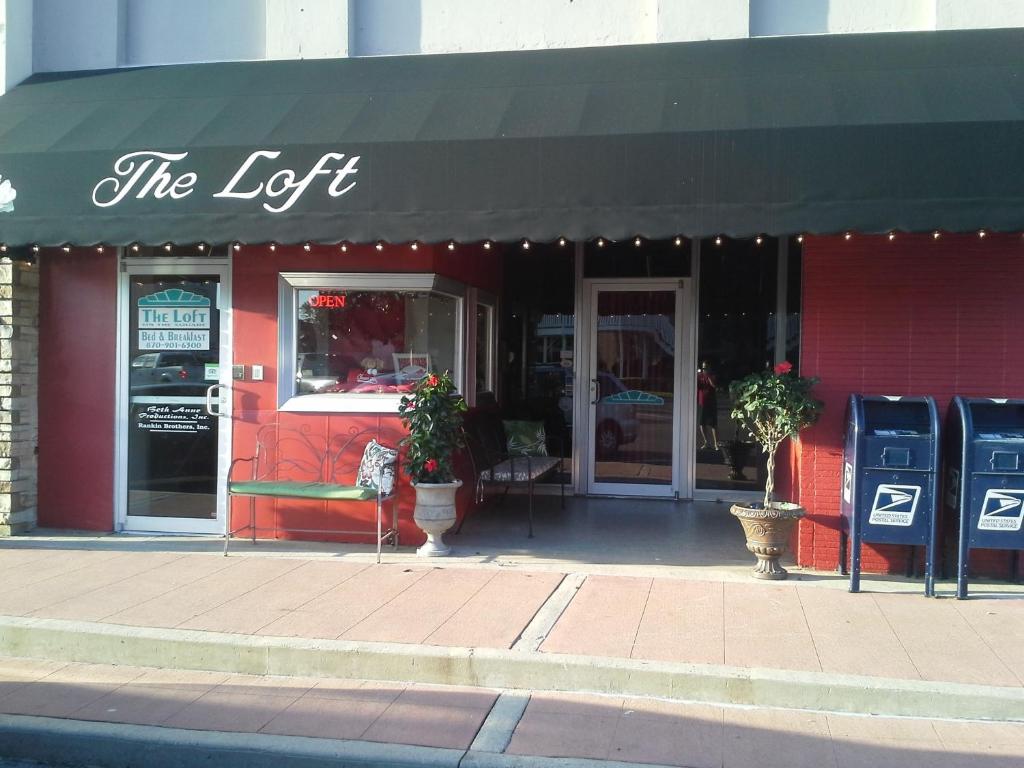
[1,28,1023,246]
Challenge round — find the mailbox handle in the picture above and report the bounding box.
[881,447,911,468]
[990,451,1020,471]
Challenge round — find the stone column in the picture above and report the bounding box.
[0,256,37,535]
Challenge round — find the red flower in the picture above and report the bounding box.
[424,458,438,473]
[427,374,439,387]
[774,361,793,375]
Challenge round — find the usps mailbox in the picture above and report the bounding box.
[947,397,1024,599]
[840,395,940,595]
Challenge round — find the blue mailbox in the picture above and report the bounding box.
[840,395,940,595]
[947,397,1024,599]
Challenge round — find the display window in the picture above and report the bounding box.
[278,273,465,412]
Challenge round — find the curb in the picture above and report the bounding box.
[0,616,1021,722]
[0,715,681,768]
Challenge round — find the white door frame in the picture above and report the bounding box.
[575,277,695,498]
[114,256,233,534]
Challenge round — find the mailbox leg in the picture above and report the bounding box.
[838,531,848,575]
[956,526,970,600]
[924,544,934,598]
[849,534,862,593]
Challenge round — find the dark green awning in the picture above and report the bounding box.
[1,28,1023,246]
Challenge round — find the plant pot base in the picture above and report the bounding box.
[730,502,805,581]
[750,555,790,580]
[416,536,451,557]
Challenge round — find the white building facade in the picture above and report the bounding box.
[4,0,1024,93]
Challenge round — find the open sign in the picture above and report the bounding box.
[308,293,346,309]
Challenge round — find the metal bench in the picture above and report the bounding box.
[225,424,399,562]
[459,411,565,538]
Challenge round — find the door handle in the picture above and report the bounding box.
[591,377,601,405]
[205,384,226,417]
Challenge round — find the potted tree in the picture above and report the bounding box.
[728,361,823,579]
[398,371,468,557]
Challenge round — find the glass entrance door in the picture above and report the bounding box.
[585,282,687,497]
[119,263,231,534]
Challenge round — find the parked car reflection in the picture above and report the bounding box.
[532,367,640,457]
[130,352,213,397]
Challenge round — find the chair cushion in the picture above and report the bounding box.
[229,480,378,501]
[356,439,398,496]
[503,420,548,456]
[480,456,560,483]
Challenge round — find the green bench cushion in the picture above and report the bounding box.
[229,480,379,501]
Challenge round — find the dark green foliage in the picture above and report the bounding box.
[398,371,467,483]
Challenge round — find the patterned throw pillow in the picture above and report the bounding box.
[503,420,548,457]
[356,439,398,496]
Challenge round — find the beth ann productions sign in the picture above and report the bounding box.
[138,288,212,351]
[92,150,361,213]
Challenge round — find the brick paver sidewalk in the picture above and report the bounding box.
[0,546,1020,690]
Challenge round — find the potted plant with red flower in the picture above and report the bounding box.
[727,361,823,579]
[398,370,467,556]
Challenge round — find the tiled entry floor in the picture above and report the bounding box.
[452,496,759,569]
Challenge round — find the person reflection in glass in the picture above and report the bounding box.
[697,360,720,450]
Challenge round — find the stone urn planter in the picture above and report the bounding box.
[730,502,805,580]
[412,479,463,557]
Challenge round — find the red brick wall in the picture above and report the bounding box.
[797,233,1024,575]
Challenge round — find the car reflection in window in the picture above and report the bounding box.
[549,368,640,457]
[129,352,212,396]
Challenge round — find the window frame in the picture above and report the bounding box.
[277,272,466,413]
[470,289,498,406]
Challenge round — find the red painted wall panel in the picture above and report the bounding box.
[797,234,1024,575]
[230,243,498,544]
[38,249,117,530]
